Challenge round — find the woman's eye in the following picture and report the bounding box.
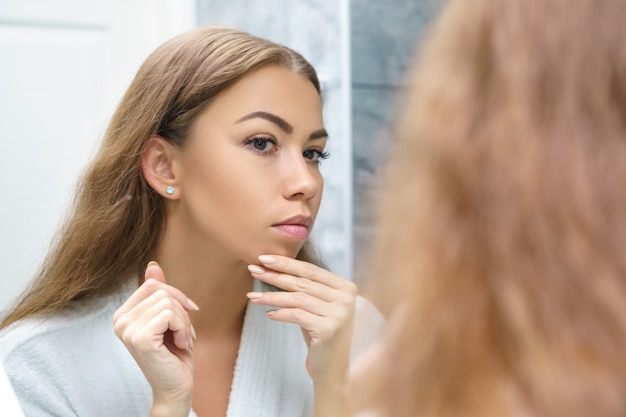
[246,136,277,154]
[303,149,330,163]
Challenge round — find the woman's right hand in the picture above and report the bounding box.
[113,262,199,417]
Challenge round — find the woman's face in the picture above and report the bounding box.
[172,64,327,263]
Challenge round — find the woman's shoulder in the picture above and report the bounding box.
[0,279,149,416]
[0,359,24,417]
[0,279,137,360]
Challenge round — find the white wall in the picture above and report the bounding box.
[0,0,195,312]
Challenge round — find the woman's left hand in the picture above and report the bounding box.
[246,254,357,382]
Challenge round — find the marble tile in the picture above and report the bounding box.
[196,0,344,76]
[350,0,442,86]
[351,85,403,283]
[350,0,443,279]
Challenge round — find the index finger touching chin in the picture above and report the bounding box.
[257,255,340,288]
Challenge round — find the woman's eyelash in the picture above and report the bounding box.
[304,149,330,163]
[243,136,329,163]
[244,136,278,153]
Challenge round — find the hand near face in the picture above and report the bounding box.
[246,255,357,382]
[113,262,199,417]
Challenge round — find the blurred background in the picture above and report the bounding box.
[0,0,441,312]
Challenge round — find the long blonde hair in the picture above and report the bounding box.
[2,27,324,328]
[357,0,626,415]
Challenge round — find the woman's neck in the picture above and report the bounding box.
[153,245,253,334]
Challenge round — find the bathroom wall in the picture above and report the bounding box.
[351,0,442,281]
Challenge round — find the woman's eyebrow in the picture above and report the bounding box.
[236,111,293,134]
[236,111,327,140]
[309,129,328,140]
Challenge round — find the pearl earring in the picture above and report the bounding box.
[166,186,175,195]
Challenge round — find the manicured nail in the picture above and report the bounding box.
[247,292,263,299]
[258,255,276,265]
[248,265,265,274]
[147,261,159,267]
[187,298,200,311]
[190,325,197,340]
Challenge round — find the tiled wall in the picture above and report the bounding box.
[351,0,442,282]
[196,0,442,281]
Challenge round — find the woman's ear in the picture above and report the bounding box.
[141,136,180,199]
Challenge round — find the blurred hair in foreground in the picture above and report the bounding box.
[344,0,626,416]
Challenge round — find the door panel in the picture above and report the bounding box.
[0,0,194,310]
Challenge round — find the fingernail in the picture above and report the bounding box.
[248,265,265,274]
[187,298,200,311]
[191,325,197,340]
[247,292,263,299]
[258,255,275,265]
[147,261,159,267]
[266,310,276,318]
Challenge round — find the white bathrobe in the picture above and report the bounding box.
[0,279,382,417]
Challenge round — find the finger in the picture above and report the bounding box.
[247,290,331,316]
[257,255,346,288]
[145,261,167,284]
[114,267,199,321]
[266,308,338,341]
[130,289,191,327]
[248,265,337,302]
[113,280,178,321]
[113,281,162,322]
[114,288,195,347]
[122,296,193,352]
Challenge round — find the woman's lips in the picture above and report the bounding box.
[272,224,310,239]
[272,215,312,239]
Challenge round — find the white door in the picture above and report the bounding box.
[0,0,195,311]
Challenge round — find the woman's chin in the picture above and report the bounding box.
[251,243,302,261]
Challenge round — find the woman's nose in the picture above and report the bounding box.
[280,152,321,200]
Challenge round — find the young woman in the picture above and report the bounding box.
[334,0,626,416]
[0,27,381,417]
